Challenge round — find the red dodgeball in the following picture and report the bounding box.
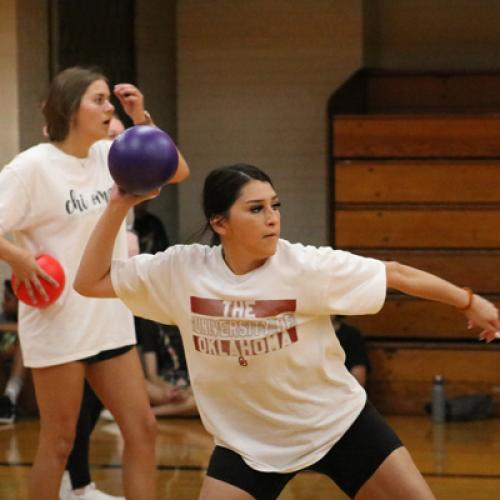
[11,254,65,308]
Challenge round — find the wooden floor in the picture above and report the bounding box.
[0,415,499,499]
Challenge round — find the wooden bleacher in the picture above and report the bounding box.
[329,70,500,416]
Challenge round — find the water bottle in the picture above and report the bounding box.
[431,374,446,424]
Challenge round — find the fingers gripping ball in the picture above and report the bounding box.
[108,125,179,194]
[11,255,65,308]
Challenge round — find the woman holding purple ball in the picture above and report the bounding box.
[0,66,189,499]
[76,163,498,499]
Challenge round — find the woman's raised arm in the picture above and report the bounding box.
[74,187,157,298]
[114,83,189,184]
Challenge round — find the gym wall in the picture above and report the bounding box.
[176,0,364,246]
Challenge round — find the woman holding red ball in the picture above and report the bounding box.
[0,66,188,499]
[11,254,65,308]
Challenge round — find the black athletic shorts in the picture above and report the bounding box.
[206,400,402,499]
[79,344,135,364]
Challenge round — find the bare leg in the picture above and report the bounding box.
[355,447,435,500]
[29,362,85,500]
[199,476,255,500]
[87,348,156,500]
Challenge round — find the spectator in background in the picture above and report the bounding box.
[133,200,169,254]
[331,315,370,387]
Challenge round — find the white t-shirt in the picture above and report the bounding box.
[0,141,135,367]
[111,239,386,472]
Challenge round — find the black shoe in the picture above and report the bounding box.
[0,395,15,424]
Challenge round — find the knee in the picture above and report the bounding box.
[123,410,157,446]
[56,433,76,461]
[40,423,76,462]
[141,411,157,444]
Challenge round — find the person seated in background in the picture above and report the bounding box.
[0,279,26,424]
[331,315,370,387]
[136,319,197,418]
[133,199,197,417]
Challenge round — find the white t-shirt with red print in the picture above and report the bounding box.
[111,240,386,472]
[0,141,135,367]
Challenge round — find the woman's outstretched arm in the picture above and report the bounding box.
[385,261,500,342]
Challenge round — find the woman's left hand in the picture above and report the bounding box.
[478,329,500,343]
[464,294,500,342]
[113,84,148,125]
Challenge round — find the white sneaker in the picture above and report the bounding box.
[69,482,124,500]
[99,408,115,421]
[59,471,72,500]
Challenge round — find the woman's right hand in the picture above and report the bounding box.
[109,184,161,207]
[10,248,60,305]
